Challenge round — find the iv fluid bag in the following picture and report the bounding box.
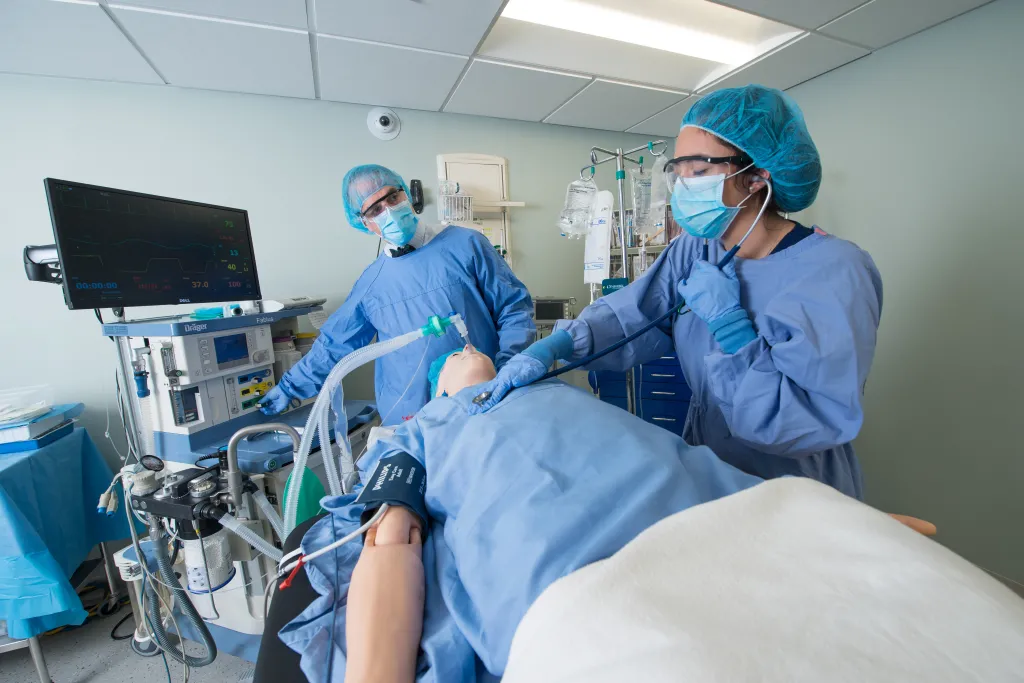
[630,167,655,235]
[558,177,598,239]
[650,149,668,208]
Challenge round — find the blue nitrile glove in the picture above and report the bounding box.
[468,330,574,413]
[677,260,758,354]
[258,385,294,415]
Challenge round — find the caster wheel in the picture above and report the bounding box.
[99,600,120,617]
[131,637,161,658]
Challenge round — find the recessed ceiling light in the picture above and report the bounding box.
[502,0,761,65]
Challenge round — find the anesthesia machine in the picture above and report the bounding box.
[25,179,383,662]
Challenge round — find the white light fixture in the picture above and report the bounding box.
[502,0,758,65]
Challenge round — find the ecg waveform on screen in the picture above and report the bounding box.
[53,183,258,307]
[66,237,219,274]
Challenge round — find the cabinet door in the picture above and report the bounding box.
[437,153,511,259]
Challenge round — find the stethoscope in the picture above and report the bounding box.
[473,178,773,406]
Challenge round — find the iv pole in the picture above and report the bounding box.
[584,139,668,416]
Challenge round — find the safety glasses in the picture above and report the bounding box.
[361,188,407,221]
[662,155,752,192]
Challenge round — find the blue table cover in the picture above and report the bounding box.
[0,428,129,638]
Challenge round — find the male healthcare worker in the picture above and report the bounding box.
[473,85,882,499]
[260,164,535,425]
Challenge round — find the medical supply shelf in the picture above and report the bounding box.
[593,352,691,436]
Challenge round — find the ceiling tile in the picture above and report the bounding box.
[110,7,314,98]
[819,0,994,49]
[109,0,308,29]
[318,36,467,112]
[626,96,695,137]
[314,0,504,56]
[545,80,686,132]
[0,0,161,84]
[479,18,719,92]
[706,0,867,31]
[444,60,590,123]
[700,33,868,92]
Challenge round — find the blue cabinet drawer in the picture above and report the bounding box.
[594,370,628,383]
[601,395,628,412]
[598,380,628,398]
[640,365,686,384]
[639,382,691,402]
[640,398,688,435]
[645,353,679,367]
[640,398,689,420]
[646,415,685,435]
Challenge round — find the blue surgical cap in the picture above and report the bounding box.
[341,164,411,231]
[681,84,821,212]
[428,349,460,399]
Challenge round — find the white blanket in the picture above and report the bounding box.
[503,479,1024,683]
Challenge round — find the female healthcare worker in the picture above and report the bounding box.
[473,85,882,499]
[260,164,535,425]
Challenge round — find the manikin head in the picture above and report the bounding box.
[430,345,496,398]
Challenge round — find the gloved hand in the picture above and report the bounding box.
[468,330,574,413]
[677,260,757,354]
[258,385,294,415]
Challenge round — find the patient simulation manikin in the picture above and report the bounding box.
[302,351,946,683]
[280,352,761,682]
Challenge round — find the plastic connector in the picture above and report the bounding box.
[106,492,119,516]
[97,491,111,514]
[420,315,452,338]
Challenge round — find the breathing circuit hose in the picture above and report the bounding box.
[216,509,284,562]
[144,521,217,667]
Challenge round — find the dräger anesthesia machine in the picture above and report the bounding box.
[24,179,467,665]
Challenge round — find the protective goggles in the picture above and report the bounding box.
[662,154,753,192]
[361,188,407,221]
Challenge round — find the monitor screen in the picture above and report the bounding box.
[44,179,261,310]
[213,333,249,365]
[535,301,565,321]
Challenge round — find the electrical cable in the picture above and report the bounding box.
[125,483,197,675]
[278,504,388,577]
[141,574,175,683]
[263,574,280,623]
[192,519,221,621]
[110,612,135,640]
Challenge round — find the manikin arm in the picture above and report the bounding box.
[344,507,424,683]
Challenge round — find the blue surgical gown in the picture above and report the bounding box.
[279,226,535,425]
[278,380,761,682]
[556,231,882,499]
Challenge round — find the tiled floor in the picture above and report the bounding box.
[0,612,254,683]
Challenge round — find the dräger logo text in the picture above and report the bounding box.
[184,323,208,332]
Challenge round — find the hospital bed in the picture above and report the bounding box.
[254,478,1024,683]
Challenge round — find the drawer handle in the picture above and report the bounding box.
[652,417,677,423]
[650,373,676,378]
[651,391,676,396]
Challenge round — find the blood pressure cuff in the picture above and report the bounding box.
[355,451,428,531]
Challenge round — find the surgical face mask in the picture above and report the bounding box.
[670,168,754,240]
[374,200,418,246]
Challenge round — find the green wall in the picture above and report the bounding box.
[790,0,1023,587]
